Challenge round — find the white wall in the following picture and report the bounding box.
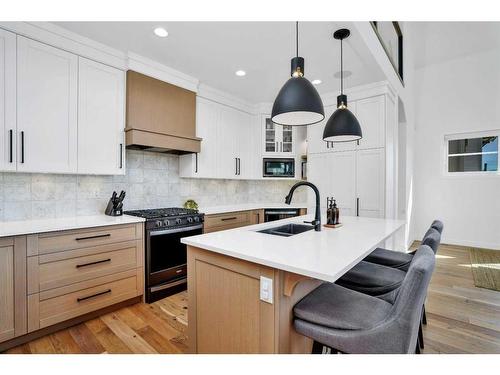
[414,49,500,249]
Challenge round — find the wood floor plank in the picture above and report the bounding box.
[100,313,158,354]
[135,325,183,354]
[68,323,105,354]
[85,318,133,354]
[28,336,57,354]
[49,330,83,354]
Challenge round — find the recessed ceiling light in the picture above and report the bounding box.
[312,79,322,85]
[154,27,168,38]
[235,70,246,77]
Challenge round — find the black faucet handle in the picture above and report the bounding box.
[304,220,318,225]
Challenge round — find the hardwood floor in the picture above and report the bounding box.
[4,243,500,354]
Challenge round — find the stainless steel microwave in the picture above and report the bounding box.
[263,158,295,178]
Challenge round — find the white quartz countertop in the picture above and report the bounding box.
[182,215,406,283]
[0,214,145,238]
[199,203,307,215]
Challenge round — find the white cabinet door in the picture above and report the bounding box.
[262,116,296,156]
[77,57,125,175]
[17,36,78,173]
[217,105,239,179]
[329,151,357,217]
[235,110,255,179]
[0,30,16,171]
[306,153,328,211]
[356,148,385,218]
[356,95,385,150]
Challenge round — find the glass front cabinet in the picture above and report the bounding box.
[262,116,295,155]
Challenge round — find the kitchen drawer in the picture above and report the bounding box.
[33,224,140,255]
[204,211,251,233]
[32,273,139,329]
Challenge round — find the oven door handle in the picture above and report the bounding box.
[149,224,204,236]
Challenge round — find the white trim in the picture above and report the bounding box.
[126,52,199,93]
[320,81,396,107]
[0,22,127,69]
[443,237,500,251]
[443,129,499,177]
[197,83,256,114]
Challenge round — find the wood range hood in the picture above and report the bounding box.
[125,70,201,154]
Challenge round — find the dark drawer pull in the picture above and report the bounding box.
[221,217,237,221]
[76,258,111,269]
[77,289,111,303]
[75,233,111,241]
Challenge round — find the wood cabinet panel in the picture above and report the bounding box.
[36,224,138,255]
[126,70,196,138]
[0,243,15,342]
[204,211,251,233]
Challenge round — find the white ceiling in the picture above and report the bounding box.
[54,22,385,104]
[410,22,500,69]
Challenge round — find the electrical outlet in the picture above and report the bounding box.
[260,276,273,304]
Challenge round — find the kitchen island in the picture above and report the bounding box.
[181,214,405,354]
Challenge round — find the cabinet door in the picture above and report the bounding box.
[307,105,336,154]
[195,98,219,178]
[263,116,279,154]
[280,125,294,154]
[0,30,16,171]
[217,105,239,179]
[0,237,27,343]
[78,58,125,175]
[17,36,78,173]
[328,151,357,217]
[356,148,385,218]
[306,153,329,211]
[235,110,254,179]
[356,95,385,150]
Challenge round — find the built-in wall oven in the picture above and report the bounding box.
[124,208,204,303]
[263,158,295,178]
[264,208,301,222]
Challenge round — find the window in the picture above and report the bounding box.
[445,131,499,174]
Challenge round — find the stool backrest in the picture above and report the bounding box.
[384,245,435,352]
[431,220,444,234]
[422,228,441,254]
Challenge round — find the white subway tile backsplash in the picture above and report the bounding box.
[0,150,303,221]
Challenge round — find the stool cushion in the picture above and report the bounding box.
[363,247,413,270]
[294,283,392,330]
[335,261,406,295]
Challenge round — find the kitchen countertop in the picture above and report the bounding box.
[0,214,146,238]
[199,203,307,215]
[182,214,406,283]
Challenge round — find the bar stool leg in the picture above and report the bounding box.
[312,341,324,354]
[418,323,424,349]
[422,305,427,325]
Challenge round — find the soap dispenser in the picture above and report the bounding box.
[326,197,335,225]
[332,199,340,225]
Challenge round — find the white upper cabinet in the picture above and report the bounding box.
[17,36,78,174]
[307,105,336,154]
[262,116,296,156]
[355,95,385,150]
[77,57,125,175]
[0,29,16,171]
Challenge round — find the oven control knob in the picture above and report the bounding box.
[156,220,163,227]
[176,218,182,225]
[164,220,170,226]
[193,216,200,222]
[187,217,193,223]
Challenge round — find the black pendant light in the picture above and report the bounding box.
[272,22,324,126]
[323,29,362,142]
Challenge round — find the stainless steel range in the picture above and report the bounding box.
[124,207,204,303]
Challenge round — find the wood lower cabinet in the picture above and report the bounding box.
[0,237,27,343]
[0,222,144,350]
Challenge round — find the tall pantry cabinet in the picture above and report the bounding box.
[307,84,396,219]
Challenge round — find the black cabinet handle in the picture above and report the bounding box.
[77,289,111,303]
[20,131,24,163]
[119,143,123,168]
[356,198,360,217]
[195,153,198,173]
[75,233,111,241]
[357,140,360,146]
[76,258,111,268]
[9,129,13,163]
[235,157,238,175]
[221,216,237,221]
[237,158,241,175]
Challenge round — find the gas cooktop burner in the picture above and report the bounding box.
[124,207,199,220]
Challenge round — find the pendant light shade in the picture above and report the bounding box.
[271,23,324,126]
[323,29,362,142]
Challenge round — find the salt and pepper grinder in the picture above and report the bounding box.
[332,199,340,225]
[326,197,335,225]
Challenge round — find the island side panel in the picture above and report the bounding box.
[187,246,277,354]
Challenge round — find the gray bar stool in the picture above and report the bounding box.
[293,245,435,354]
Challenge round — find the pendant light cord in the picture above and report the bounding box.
[296,21,299,57]
[340,37,343,95]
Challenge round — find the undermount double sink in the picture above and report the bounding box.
[257,223,314,237]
